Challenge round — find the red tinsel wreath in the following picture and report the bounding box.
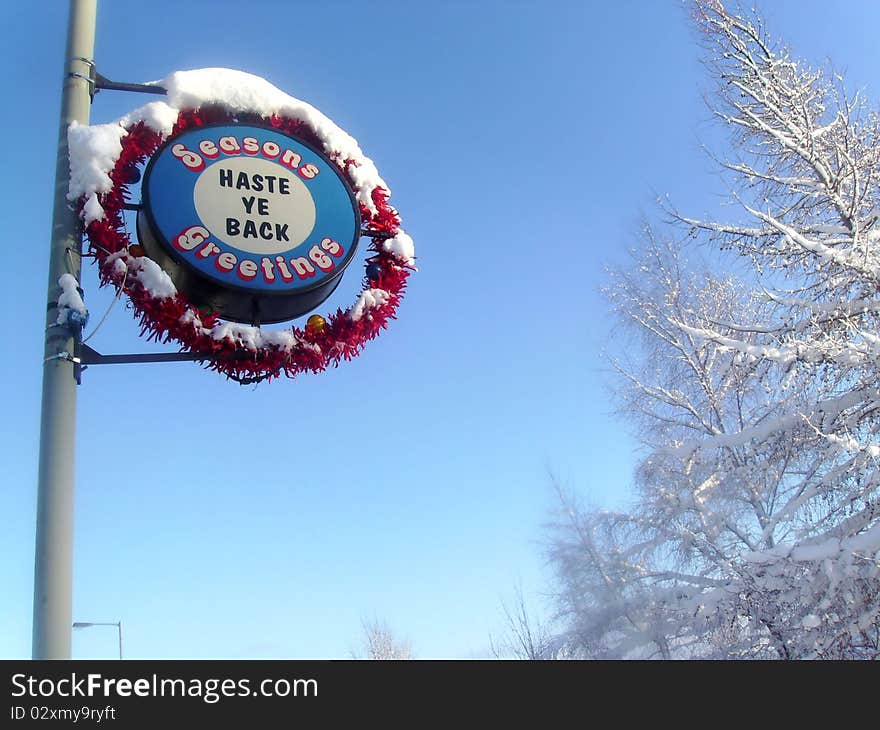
[75,107,411,383]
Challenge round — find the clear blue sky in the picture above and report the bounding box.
[3,1,880,659]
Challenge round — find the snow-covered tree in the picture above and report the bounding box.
[352,618,413,660]
[547,1,880,659]
[489,584,562,659]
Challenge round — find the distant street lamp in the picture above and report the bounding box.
[72,621,122,659]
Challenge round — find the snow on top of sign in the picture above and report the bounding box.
[68,68,389,219]
[166,69,388,212]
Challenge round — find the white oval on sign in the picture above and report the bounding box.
[193,157,316,255]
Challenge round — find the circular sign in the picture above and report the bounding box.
[138,123,361,323]
[193,156,317,255]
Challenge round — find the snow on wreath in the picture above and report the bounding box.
[67,68,415,384]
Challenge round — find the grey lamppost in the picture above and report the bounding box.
[33,0,97,660]
[72,621,123,659]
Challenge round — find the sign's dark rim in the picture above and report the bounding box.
[139,121,362,300]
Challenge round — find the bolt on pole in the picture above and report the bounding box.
[33,0,97,660]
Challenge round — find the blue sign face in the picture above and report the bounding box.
[141,124,360,296]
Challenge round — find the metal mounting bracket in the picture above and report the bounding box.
[68,61,168,100]
[93,72,167,96]
[78,343,247,366]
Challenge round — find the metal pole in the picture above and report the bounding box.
[33,0,97,660]
[118,621,123,660]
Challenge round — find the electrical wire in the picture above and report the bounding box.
[82,264,127,344]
